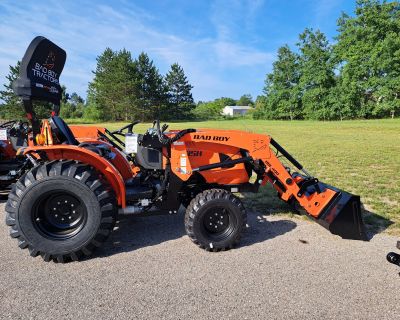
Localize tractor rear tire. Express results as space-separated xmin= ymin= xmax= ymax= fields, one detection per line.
xmin=5 ymin=160 xmax=117 ymax=262
xmin=185 ymin=189 xmax=246 ymax=252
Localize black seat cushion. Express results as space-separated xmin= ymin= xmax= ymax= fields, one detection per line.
xmin=50 ymin=116 xmax=79 ymax=145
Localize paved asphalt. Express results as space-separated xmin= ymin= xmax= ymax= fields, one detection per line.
xmin=1 ymin=201 xmax=399 ymax=320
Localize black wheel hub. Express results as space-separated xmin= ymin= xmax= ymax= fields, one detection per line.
xmin=33 ymin=191 xmax=87 ymax=239
xmin=203 ymin=207 xmax=230 ymax=234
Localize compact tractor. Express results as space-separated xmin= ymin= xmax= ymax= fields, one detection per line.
xmin=6 ymin=37 xmax=367 ymax=262
xmin=0 ymin=119 xmax=30 ymax=189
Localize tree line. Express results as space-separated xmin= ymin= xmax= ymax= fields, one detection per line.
xmin=85 ymin=49 xmax=195 ymax=121
xmin=0 ymin=54 xmax=253 ymax=121
xmin=0 ymin=0 xmax=398 ymax=121
xmin=254 ymin=0 xmax=400 ymax=120
xmin=0 ymin=51 xmax=196 ymax=122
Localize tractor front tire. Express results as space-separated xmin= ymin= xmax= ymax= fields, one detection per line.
xmin=185 ymin=189 xmax=246 ymax=252
xmin=5 ymin=160 xmax=117 ymax=262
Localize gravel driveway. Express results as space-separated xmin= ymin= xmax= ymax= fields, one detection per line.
xmin=1 ymin=201 xmax=399 ymax=320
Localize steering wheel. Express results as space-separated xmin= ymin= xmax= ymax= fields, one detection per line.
xmin=111 ymin=121 xmax=140 ymax=137
xmin=0 ymin=120 xmax=18 ymax=129
xmin=21 ymin=121 xmax=30 ymax=133
xmin=1 ymin=120 xmax=30 ymax=137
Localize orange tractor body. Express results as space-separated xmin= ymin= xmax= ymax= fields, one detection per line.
xmin=0 ymin=120 xmax=30 ymax=188
xmin=5 ymin=36 xmax=366 ymax=262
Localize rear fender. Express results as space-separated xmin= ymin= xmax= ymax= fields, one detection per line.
xmin=70 ymin=126 xmax=106 ymax=141
xmin=23 ymin=145 xmax=126 ymax=207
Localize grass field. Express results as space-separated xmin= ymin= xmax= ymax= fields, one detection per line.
xmin=71 ymin=119 xmax=400 ymax=234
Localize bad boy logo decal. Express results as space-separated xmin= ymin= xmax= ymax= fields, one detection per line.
xmin=32 ymin=51 xmax=59 ymax=85
xmin=193 ymin=134 xmax=230 ymax=142
xmin=43 ymin=51 xmax=56 ymax=69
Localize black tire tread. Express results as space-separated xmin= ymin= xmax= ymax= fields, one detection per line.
xmin=184 ymin=188 xmax=246 ymax=252
xmin=5 ymin=160 xmax=117 ymax=263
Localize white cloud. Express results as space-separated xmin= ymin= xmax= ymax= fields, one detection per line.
xmin=214 ymin=41 xmax=274 ymax=67
xmin=312 ymin=0 xmax=345 ymax=29
xmin=0 ymin=0 xmax=273 ymax=101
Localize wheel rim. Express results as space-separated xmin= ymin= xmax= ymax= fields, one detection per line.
xmin=202 ymin=206 xmax=236 ymax=241
xmin=32 ymin=191 xmax=87 ymax=239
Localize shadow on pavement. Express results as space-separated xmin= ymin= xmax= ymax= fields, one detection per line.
xmin=95 ymin=209 xmax=297 ymax=259
xmin=96 ymin=213 xmax=186 ymax=258
xmin=362 ymin=206 xmax=394 ymax=240
xmin=239 ymin=211 xmax=297 ymax=248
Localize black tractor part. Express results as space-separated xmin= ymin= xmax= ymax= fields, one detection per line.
xmin=13 ymin=36 xmax=66 ymax=136
xmin=315 ymin=185 xmax=367 ymax=241
xmin=185 ymin=189 xmax=247 ymax=251
xmin=13 ymin=36 xmax=65 ymax=106
xmin=5 ymin=160 xmax=117 ymax=262
xmin=387 ymin=241 xmax=400 ymax=268
xmin=0 ymin=121 xmax=30 ymax=187
xmin=387 ymin=252 xmax=400 ymax=267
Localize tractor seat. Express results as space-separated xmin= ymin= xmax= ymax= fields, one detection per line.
xmin=50 ymin=116 xmax=79 ymax=145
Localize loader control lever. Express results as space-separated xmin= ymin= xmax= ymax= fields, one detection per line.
xmin=155 ymin=120 xmax=196 ymax=145
xmin=111 ymin=121 xmax=140 ymax=136
xmin=104 ymin=121 xmax=140 ymax=153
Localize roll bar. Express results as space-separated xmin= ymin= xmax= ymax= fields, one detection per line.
xmin=12 ymin=36 xmax=66 ymax=135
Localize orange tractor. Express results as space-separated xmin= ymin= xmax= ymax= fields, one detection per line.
xmin=6 ymin=37 xmax=366 ymax=262
xmin=0 ymin=120 xmax=30 ymax=188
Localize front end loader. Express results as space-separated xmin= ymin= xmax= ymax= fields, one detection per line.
xmin=5 ymin=36 xmax=367 ymax=262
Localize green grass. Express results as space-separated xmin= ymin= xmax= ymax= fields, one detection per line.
xmin=70 ymin=118 xmax=400 ymax=234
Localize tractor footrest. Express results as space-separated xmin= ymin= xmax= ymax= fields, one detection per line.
xmin=126 ymin=185 xmax=153 ymax=202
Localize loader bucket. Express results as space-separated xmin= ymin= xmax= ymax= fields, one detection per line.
xmin=316 ymin=186 xmax=367 ymax=241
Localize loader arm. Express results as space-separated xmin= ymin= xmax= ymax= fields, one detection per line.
xmin=173 ymin=129 xmax=366 ymax=241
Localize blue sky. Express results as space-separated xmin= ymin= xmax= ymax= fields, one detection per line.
xmin=0 ymin=0 xmax=355 ymax=102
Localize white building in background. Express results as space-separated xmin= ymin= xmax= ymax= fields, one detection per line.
xmin=222 ymin=105 xmax=253 ymax=116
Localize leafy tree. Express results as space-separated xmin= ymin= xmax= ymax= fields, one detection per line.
xmin=193 ymin=97 xmax=237 ymax=120
xmin=88 ymin=50 xmax=169 ymax=121
xmin=256 ymin=45 xmax=302 ymax=120
xmin=237 ymin=94 xmax=253 ymax=106
xmin=60 ymin=91 xmax=85 ymax=118
xmin=297 ymin=28 xmax=336 ymax=120
xmin=84 ymin=94 xmax=103 ymax=121
xmin=0 ymin=62 xmax=55 ymax=120
xmin=334 ymin=0 xmax=400 ymax=118
xmin=0 ymin=62 xmax=25 ymax=119
xmin=193 ymin=101 xmax=221 ymax=120
xmin=133 ymin=52 xmax=167 ymax=121
xmin=70 ymin=93 xmax=85 ymax=118
xmin=253 ymin=95 xmax=268 ymax=119
xmin=88 ymin=48 xmax=136 ymax=121
xmin=163 ymin=63 xmax=195 ymax=120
